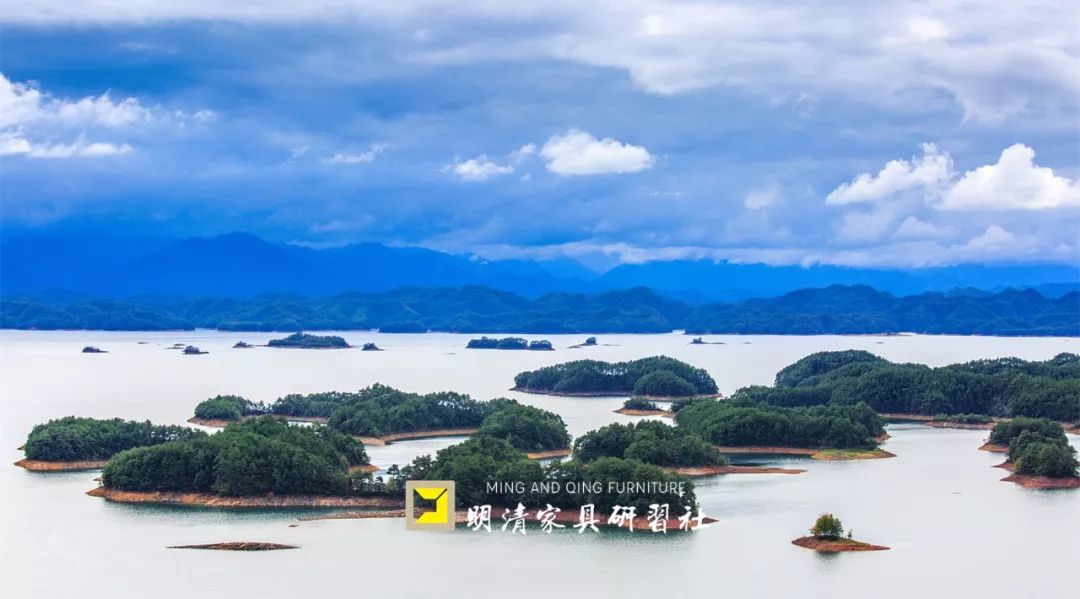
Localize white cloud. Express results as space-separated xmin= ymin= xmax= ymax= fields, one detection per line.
xmin=744 ymin=184 xmax=781 ymax=210
xmin=541 ymin=129 xmax=654 ymax=176
xmin=939 ymin=144 xmax=1080 ymax=211
xmin=893 ymin=216 xmax=949 ymax=240
xmin=0 ymin=131 xmax=133 ymax=158
xmin=323 ymin=144 xmax=386 ymax=165
xmin=828 ymin=142 xmax=1079 ymax=212
xmin=826 ymin=143 xmax=952 ymax=205
xmin=511 ymin=143 xmax=536 ymax=161
xmin=446 ymin=155 xmax=514 ymax=181
xmin=0 ymin=73 xmax=151 ymax=128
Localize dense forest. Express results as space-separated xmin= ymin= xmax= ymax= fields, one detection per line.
xmin=474 ymin=401 xmax=571 ymax=451
xmin=325 ymin=385 xmax=490 ymax=437
xmin=267 ymin=332 xmax=350 ymax=348
xmin=2 ymin=285 xmax=1074 ymax=336
xmin=513 ymin=356 xmax=718 ymax=396
xmin=746 ymin=350 xmax=1080 ymax=422
xmin=399 ymin=436 xmax=696 ymax=512
xmin=102 ymin=417 xmax=369 ymax=495
xmin=675 ymin=400 xmax=885 ymax=449
xmin=23 ymin=417 xmax=205 ymax=461
xmin=466 ymin=337 xmax=554 ymax=350
xmin=989 ymin=418 xmax=1078 ymax=478
xmin=193 ymin=395 xmax=267 ymax=421
xmin=573 ymin=421 xmax=724 ymax=467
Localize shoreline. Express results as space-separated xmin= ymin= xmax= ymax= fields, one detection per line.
xmin=791 ymin=536 xmax=889 ymax=552
xmin=15 ymin=458 xmax=110 ymax=472
xmin=524 ymin=448 xmax=572 ymax=459
xmin=355 ymin=427 xmax=480 ymax=446
xmin=614 ymin=408 xmax=674 ymax=417
xmin=187 ymin=415 xmax=329 ymax=428
xmin=169 ymin=542 xmax=298 ymax=551
xmin=978 ymin=442 xmax=1008 ymax=453
xmin=671 ymin=464 xmax=806 ymax=477
xmin=713 ymin=446 xmax=896 ymax=461
xmin=87 ymin=487 xmax=406 ymax=508
xmin=993 ymin=461 xmax=1080 ymax=489
xmin=511 ymin=387 xmax=722 ymax=400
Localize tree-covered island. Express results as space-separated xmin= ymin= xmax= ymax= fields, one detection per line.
xmin=88 ymin=417 xmax=400 ymax=506
xmin=740 ymin=350 xmax=1080 ymax=424
xmin=188 ymin=384 xmax=572 ymax=452
xmin=674 ymin=399 xmax=892 ymax=460
xmin=985 ymin=418 xmax=1079 ymax=489
xmin=792 ymin=513 xmax=889 ymax=552
xmin=466 ymin=336 xmax=554 ymax=350
xmin=267 ymin=332 xmax=351 ymax=348
xmin=16 ymin=417 xmax=206 ymax=471
xmin=191 ymin=395 xmax=268 ymax=424
xmin=513 ymin=356 xmax=719 ymax=397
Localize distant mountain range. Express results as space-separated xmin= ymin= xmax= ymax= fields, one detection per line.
xmin=1 ymin=231 xmax=1077 ymax=301
xmin=2 ymin=285 xmax=1076 ymax=336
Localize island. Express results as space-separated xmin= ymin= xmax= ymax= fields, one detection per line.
xmin=474 ymin=400 xmax=571 ymax=455
xmin=615 ymin=397 xmax=672 ymax=416
xmin=189 ymin=395 xmax=269 ymax=426
xmin=395 ymin=436 xmax=702 ymax=528
xmin=513 ymin=356 xmax=719 ymax=398
xmin=985 ymin=418 xmax=1079 ymax=489
xmin=82 ymin=346 xmax=107 ymax=353
xmin=675 ymin=400 xmax=894 ymax=460
xmin=573 ymin=421 xmax=803 ymax=476
xmin=569 ymin=336 xmax=598 ymax=348
xmin=90 ymin=417 xmax=390 ymax=507
xmin=792 ymin=513 xmax=889 ymax=552
xmin=190 ymin=385 xmax=571 ymax=455
xmin=466 ymin=336 xmax=553 ymax=350
xmin=361 ymin=343 xmax=382 ymax=351
xmin=232 ymin=341 xmax=252 ymax=348
xmin=750 ymin=350 xmax=1080 ymax=423
xmin=15 ymin=417 xmax=205 ymax=471
xmin=267 ymin=332 xmax=350 ymax=349
xmin=169 ymin=542 xmax=297 ymax=551
xmin=182 ymin=345 xmax=207 ymax=355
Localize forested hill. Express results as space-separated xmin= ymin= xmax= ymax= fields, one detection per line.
xmin=1 ymin=285 xmax=1076 ymax=336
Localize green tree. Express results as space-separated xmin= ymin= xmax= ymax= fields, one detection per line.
xmin=810 ymin=513 xmax=844 ymax=538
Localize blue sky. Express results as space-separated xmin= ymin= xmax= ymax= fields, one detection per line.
xmin=1 ymin=1 xmax=1077 ymax=270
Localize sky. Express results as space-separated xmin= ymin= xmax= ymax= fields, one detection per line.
xmin=0 ymin=1 xmax=1078 ymax=270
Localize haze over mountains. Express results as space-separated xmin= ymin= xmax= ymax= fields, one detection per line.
xmin=2 ymin=231 xmax=1076 ymax=301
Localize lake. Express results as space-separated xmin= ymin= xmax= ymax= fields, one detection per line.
xmin=1 ymin=330 xmax=1077 ymax=599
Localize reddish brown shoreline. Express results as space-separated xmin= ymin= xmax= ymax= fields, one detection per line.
xmin=713 ymin=446 xmax=896 ymax=461
xmin=169 ymin=542 xmax=297 ymax=551
xmin=979 ymin=442 xmax=1008 ymax=453
xmin=792 ymin=536 xmax=889 ymax=552
xmin=524 ymin=448 xmax=572 ymax=459
xmin=356 ymin=427 xmax=480 ymax=446
xmin=614 ymin=408 xmax=674 ymax=417
xmin=993 ymin=461 xmax=1080 ymax=489
xmin=87 ymin=487 xmax=406 ymax=508
xmin=15 ymin=458 xmax=109 ymax=472
xmin=671 ymin=464 xmax=806 ymax=477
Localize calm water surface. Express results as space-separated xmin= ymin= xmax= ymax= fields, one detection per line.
xmin=1 ymin=331 xmax=1077 ymax=598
